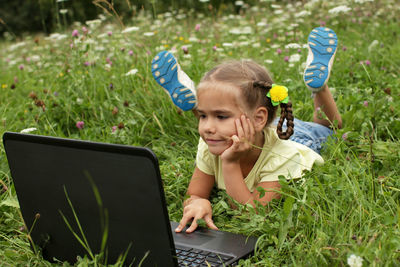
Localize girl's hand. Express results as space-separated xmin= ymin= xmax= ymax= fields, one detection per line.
xmin=175 ymin=197 xmax=218 ymax=233
xmin=220 ymin=115 xmax=255 ymax=162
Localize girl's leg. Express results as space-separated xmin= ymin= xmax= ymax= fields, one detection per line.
xmin=313 ymin=84 xmax=342 ymax=129
xmin=151 ymin=51 xmax=197 ymax=111
xmin=303 ymin=26 xmax=342 ymax=129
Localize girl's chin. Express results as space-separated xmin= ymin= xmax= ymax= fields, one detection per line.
xmin=207 ymin=147 xmax=227 ymax=156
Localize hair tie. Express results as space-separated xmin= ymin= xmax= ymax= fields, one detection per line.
xmin=267 ymin=84 xmax=289 ymax=106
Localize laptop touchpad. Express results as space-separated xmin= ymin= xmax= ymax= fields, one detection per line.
xmin=174 ymin=230 xmax=216 ymax=246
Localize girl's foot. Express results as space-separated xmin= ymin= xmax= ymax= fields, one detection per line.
xmin=304 ymin=27 xmax=338 ymax=93
xmin=151 ymin=51 xmax=197 ymax=111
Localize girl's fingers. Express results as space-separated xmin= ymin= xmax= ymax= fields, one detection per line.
xmin=175 ymin=214 xmax=191 ymax=232
xmin=241 ymin=115 xmax=250 ymax=138
xmin=235 ymin=118 xmax=244 ymax=138
xmin=204 ymin=214 xmax=218 ymax=230
xmin=186 ymin=219 xmax=199 ymax=233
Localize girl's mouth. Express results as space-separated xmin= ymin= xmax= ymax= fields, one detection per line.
xmin=206 ymin=139 xmax=222 ymax=145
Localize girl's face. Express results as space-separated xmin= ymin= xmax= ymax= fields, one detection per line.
xmin=196 ymin=82 xmax=251 ymax=156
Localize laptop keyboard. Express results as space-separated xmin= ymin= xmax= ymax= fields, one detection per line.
xmin=175 ymin=245 xmax=234 ymax=267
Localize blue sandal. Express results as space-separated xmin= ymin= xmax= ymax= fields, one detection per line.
xmin=304 ymin=27 xmax=338 ymax=92
xmin=151 ymin=51 xmax=197 ymax=111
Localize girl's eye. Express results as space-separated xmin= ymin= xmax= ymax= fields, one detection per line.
xmin=217 ymin=115 xmax=228 ymax=120
xmin=199 ymin=114 xmax=206 ymax=119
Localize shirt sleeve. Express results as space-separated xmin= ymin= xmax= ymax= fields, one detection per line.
xmin=195 ymin=138 xmax=215 ymax=175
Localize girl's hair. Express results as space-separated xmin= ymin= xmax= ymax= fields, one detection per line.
xmin=199 ymin=60 xmax=294 ymax=140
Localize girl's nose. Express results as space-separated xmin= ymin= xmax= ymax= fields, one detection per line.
xmin=203 ymin=119 xmax=216 ymax=134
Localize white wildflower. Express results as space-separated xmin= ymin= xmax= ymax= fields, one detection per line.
xmin=199 ymin=0 xmax=209 ymax=2
xmin=235 ymin=1 xmax=244 ymax=6
xmin=347 ymin=254 xmax=363 ymax=267
xmin=229 ymin=26 xmax=252 ymax=35
xmin=97 ymin=33 xmax=108 ymax=38
xmin=125 ymin=69 xmax=138 ymax=76
xmin=289 ymin=54 xmax=301 ymax=62
xmin=183 ymin=54 xmax=192 ymax=59
xmin=30 ymin=55 xmax=40 ymax=62
xmin=274 ymin=9 xmax=284 ymax=15
xmin=355 ymin=0 xmax=373 ymax=3
xmin=252 ymin=43 xmax=261 ymax=48
xmin=176 ymin=14 xmax=186 ymax=19
xmin=121 ymin=26 xmax=139 ymax=33
xmin=257 ymin=21 xmax=267 ymax=27
xmin=86 ymin=19 xmax=102 ymax=29
xmin=143 ymin=32 xmax=155 ymax=36
xmin=285 ymin=43 xmax=302 ymax=49
xmin=76 ymin=98 xmax=83 ymax=105
xmin=98 ymin=14 xmax=107 ymax=21
xmin=264 ymin=59 xmax=273 ymax=64
xmin=20 ymin=127 xmax=37 ymax=134
xmin=368 ymin=40 xmax=379 ymax=52
xmin=271 ymin=4 xmax=281 ymax=9
xmin=329 ymin=5 xmax=351 ymax=14
xmin=94 ymin=46 xmax=105 ymax=51
xmin=59 ymin=9 xmax=68 ymax=14
xmin=8 ymin=42 xmax=26 ymax=51
xmin=222 ymin=42 xmax=233 ymax=47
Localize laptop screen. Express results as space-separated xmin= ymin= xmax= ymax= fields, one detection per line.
xmin=3 ymin=132 xmax=177 ymax=266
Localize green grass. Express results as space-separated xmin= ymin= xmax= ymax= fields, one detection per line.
xmin=1 ymin=0 xmax=400 ymax=266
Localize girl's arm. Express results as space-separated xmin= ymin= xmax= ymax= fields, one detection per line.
xmin=221 ymin=115 xmax=281 ymax=206
xmin=175 ymin=167 xmax=218 ymax=233
xmin=223 ymin=161 xmax=281 ymax=206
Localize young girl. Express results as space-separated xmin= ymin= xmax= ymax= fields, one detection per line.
xmin=152 ymin=27 xmax=342 ymax=233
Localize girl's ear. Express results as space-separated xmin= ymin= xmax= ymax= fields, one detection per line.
xmin=253 ymin=106 xmax=268 ymax=131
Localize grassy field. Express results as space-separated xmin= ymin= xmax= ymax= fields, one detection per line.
xmin=1 ymin=0 xmax=400 ymax=266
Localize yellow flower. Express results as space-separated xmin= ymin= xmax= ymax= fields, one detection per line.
xmin=270 ymin=85 xmax=288 ymax=102
xmin=1 ymin=84 xmax=7 ymax=89
xmin=179 ymin=36 xmax=184 ymax=41
xmin=266 ymin=38 xmax=271 ymax=43
xmin=163 ymin=44 xmax=169 ymax=48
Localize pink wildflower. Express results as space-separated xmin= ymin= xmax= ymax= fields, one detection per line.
xmin=342 ymin=46 xmax=347 ymax=51
xmin=363 ymin=101 xmax=368 ymax=107
xmin=276 ymin=48 xmax=282 ymax=55
xmin=72 ymin=29 xmax=79 ymax=37
xmin=213 ymin=45 xmax=217 ymax=51
xmin=195 ymin=24 xmax=201 ymax=31
xmin=107 ymin=31 xmax=112 ymax=36
xmin=342 ymin=132 xmax=348 ymax=141
xmin=82 ymin=26 xmax=88 ymax=35
xmin=284 ymin=56 xmax=289 ymax=62
xmin=112 ymin=126 xmax=117 ymax=132
xmin=19 ymin=64 xmax=24 ymax=70
xmin=182 ymin=46 xmax=188 ymax=54
xmin=364 ymin=60 xmax=371 ymax=66
xmin=76 ymin=121 xmax=84 ymax=129
xmin=128 ymin=50 xmax=133 ymax=56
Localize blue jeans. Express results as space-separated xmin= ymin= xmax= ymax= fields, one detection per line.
xmin=273 ymin=118 xmax=333 ymax=154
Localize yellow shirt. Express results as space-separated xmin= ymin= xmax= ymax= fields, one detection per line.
xmin=195 ymin=127 xmax=324 ymax=192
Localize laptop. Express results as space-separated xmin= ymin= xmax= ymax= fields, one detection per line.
xmin=2 ymin=132 xmax=257 ymax=266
